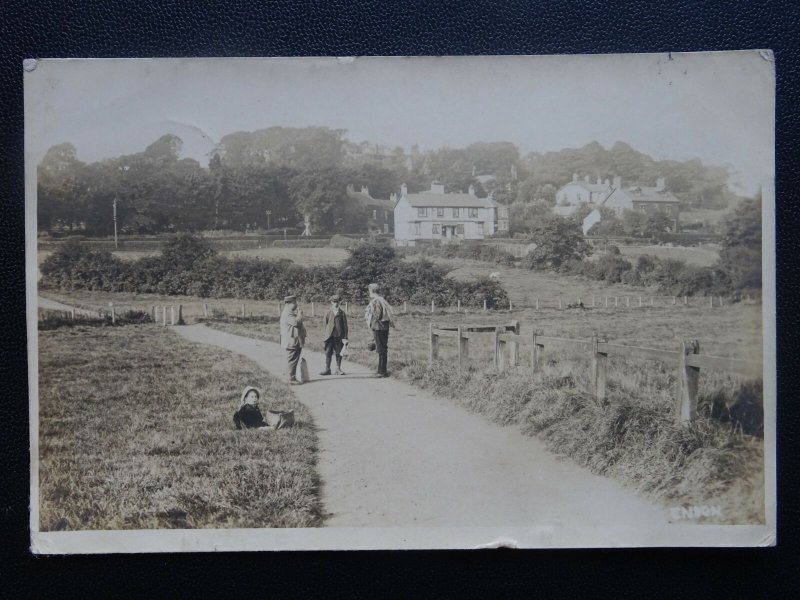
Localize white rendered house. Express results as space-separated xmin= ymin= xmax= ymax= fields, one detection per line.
xmin=393 ymin=182 xmax=507 ymax=246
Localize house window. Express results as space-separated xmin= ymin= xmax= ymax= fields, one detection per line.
xmin=665 ymin=205 xmax=673 ymax=216
xmin=477 ymin=222 xmax=484 ymax=235
xmin=639 ymin=205 xmax=647 ymax=214
xmin=372 ymin=209 xmax=377 ymax=219
xmin=577 ymin=193 xmax=582 ymax=202
xmin=456 ymin=224 xmax=464 ymax=235
xmin=453 ymin=208 xmax=459 ymax=217
xmin=432 ymin=223 xmax=441 ymax=235
xmin=417 ymin=207 xmax=427 ymax=217
xmin=469 ymin=208 xmax=478 ymax=218
xmin=414 ymin=223 xmax=421 ymax=236
xmin=436 ymin=207 xmax=444 ymax=217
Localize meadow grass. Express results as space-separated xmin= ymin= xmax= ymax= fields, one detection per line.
xmin=38 ymin=324 xmax=322 ymax=531
xmin=207 ymin=302 xmax=765 ymax=524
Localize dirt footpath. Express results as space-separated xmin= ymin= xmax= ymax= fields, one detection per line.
xmin=174 ymin=324 xmax=669 ymax=530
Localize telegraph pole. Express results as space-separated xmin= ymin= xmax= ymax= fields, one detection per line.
xmin=266 ymin=210 xmax=271 ymax=230
xmin=113 ymin=198 xmax=118 ymax=249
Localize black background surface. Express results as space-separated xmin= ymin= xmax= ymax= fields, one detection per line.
xmin=1 ymin=1 xmax=797 ymax=596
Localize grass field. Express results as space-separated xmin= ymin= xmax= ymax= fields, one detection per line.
xmin=38 ymin=324 xmax=322 ymax=531
xmin=607 ymin=244 xmax=721 ymax=267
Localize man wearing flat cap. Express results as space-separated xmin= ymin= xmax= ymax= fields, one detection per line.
xmin=280 ymin=295 xmax=306 ymax=384
xmin=320 ymin=294 xmax=348 ymax=376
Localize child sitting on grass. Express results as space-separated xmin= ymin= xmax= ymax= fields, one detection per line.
xmin=233 ymin=386 xmax=268 ymax=430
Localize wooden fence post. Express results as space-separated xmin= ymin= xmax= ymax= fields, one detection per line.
xmin=590 ymin=333 xmax=608 ymax=402
xmin=530 ymin=331 xmax=539 ymax=374
xmin=605 ymin=296 xmax=609 ymax=308
xmin=178 ymin=304 xmax=183 ymax=325
xmin=536 ymin=297 xmax=539 ymax=310
xmin=509 ymin=321 xmax=520 ymax=366
xmin=509 ymin=299 xmax=513 ymax=311
xmin=577 ymin=296 xmax=581 ymax=306
xmin=558 ymin=298 xmax=562 ymax=309
xmin=162 ymin=306 xmax=167 ymax=327
xmin=678 ymin=339 xmax=700 ymax=423
xmin=241 ymin=303 xmax=246 ymax=317
xmin=709 ymin=296 xmax=713 ymax=308
xmin=404 ymin=301 xmax=408 ymax=314
xmin=626 ymin=296 xmax=630 ymax=308
xmin=109 ymin=302 xmax=115 ymax=324
xmin=457 ymin=299 xmax=461 ymax=312
xmin=457 ymin=326 xmax=469 ymax=372
xmin=311 ymin=301 xmax=315 ymax=317
xmin=483 ymin=299 xmax=487 ymax=312
xmin=672 ymin=296 xmax=676 ymax=305
xmin=170 ymin=305 xmax=176 ymax=326
xmin=429 ymin=323 xmax=439 ymax=365
xmin=71 ymin=308 xmax=76 ymax=320
xmin=684 ymin=296 xmax=688 ymax=305
xmin=203 ymin=303 xmax=208 ymax=318
xmin=494 ymin=329 xmax=506 ymax=372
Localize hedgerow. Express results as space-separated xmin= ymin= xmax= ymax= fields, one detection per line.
xmin=39 ymin=235 xmax=509 ymax=308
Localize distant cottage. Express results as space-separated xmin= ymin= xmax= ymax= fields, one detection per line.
xmin=602 ymin=177 xmax=680 ymax=231
xmin=554 ymin=174 xmax=613 ymax=216
xmin=393 ymin=182 xmax=509 ymax=246
xmin=346 ymin=184 xmax=394 ymax=234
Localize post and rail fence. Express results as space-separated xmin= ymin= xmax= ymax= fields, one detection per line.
xmin=429 ymin=321 xmax=763 ymax=424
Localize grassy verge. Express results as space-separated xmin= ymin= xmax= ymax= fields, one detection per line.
xmin=38 ymin=324 xmax=321 ymax=531
xmin=206 ymin=306 xmax=765 ymax=524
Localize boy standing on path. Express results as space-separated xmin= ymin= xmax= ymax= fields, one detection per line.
xmin=280 ymin=295 xmax=306 ymax=385
xmin=320 ymin=294 xmax=349 ymax=376
xmin=365 ymin=283 xmax=394 ymax=378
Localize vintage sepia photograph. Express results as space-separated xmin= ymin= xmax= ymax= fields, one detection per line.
xmin=26 ymin=53 xmax=775 ymax=552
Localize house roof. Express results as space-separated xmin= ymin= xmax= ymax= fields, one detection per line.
xmin=346 ymin=189 xmax=394 ymax=209
xmin=558 ymin=181 xmax=610 ymax=194
xmin=604 ymin=186 xmax=680 ymax=204
xmin=403 ymin=191 xmax=497 ymax=208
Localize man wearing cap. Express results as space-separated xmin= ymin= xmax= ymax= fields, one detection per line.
xmin=365 ymin=283 xmax=394 ymax=377
xmin=320 ymin=294 xmax=349 ymax=376
xmin=280 ymin=295 xmax=306 ymax=384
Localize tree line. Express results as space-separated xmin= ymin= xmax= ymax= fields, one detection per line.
xmin=38 ymin=127 xmax=743 ymax=236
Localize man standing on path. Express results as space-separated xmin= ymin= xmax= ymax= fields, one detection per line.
xmin=365 ymin=283 xmax=394 ymax=378
xmin=280 ymin=295 xmax=306 ymax=385
xmin=320 ymin=294 xmax=349 ymax=376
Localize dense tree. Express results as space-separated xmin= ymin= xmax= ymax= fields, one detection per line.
xmin=523 ymin=214 xmax=592 ymax=270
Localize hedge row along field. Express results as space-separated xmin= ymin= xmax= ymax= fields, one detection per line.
xmin=39 ymin=234 xmax=510 ymax=308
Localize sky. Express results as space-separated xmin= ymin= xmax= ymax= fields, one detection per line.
xmin=25 ymin=52 xmax=774 ymax=195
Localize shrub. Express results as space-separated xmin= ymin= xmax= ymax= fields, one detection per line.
xmin=329 ymin=234 xmax=358 ymax=249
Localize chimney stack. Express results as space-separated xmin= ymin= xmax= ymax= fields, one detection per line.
xmin=596 ymin=176 xmax=602 ymax=185
xmin=572 ymin=173 xmax=578 ymax=183
xmin=655 ymin=177 xmax=665 ymax=191
xmin=613 ymin=176 xmax=622 ymax=189
xmin=468 ymin=184 xmax=476 ymax=196
xmin=361 ymin=185 xmax=370 ymax=196
xmin=584 ymin=175 xmax=590 ymax=183
xmin=347 ymin=183 xmax=354 ymax=193
xmin=390 ymin=192 xmax=397 ymax=204
xmin=604 ymin=178 xmax=610 ymax=187
xmin=401 ymin=183 xmax=408 ymax=196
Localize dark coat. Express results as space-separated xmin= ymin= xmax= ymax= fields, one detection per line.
xmin=234 ymin=404 xmax=267 ymax=429
xmin=322 ymin=308 xmax=349 ymax=341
